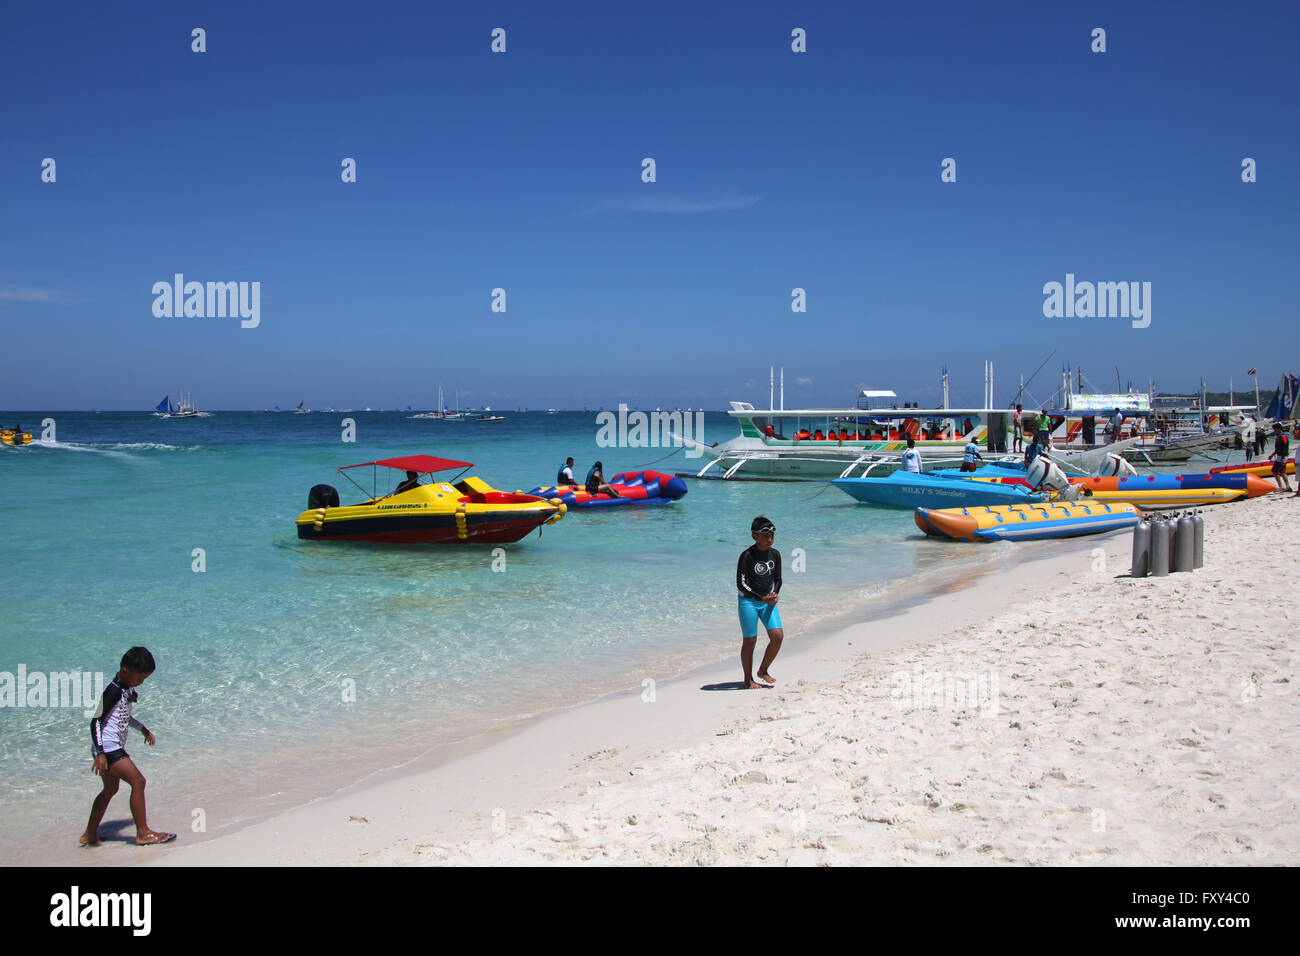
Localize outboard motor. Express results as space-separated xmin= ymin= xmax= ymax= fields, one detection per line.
xmin=1097 ymin=453 xmax=1137 ymax=477
xmin=1025 ymin=456 xmax=1083 ymax=500
xmin=308 ymin=484 xmax=340 ymax=510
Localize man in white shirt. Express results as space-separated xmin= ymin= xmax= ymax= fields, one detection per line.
xmin=900 ymin=436 xmax=923 ymax=473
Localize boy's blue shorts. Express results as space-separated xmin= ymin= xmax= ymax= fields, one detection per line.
xmin=738 ymin=595 xmax=782 ymax=638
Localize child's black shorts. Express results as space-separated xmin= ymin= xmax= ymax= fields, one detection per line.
xmin=103 ymin=749 xmax=130 ymax=766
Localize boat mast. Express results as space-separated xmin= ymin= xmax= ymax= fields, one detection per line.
xmin=941 ymin=365 xmax=949 ymax=409
xmin=780 ymin=367 xmax=784 ymax=411
xmin=769 ymin=366 xmax=774 ymax=411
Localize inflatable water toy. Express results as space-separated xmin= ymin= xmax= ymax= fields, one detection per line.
xmin=1210 ymin=459 xmax=1295 ymax=478
xmin=915 ymin=501 xmax=1142 ymax=541
xmin=1 ymin=428 xmax=33 ymax=446
xmin=1079 ymin=485 xmax=1243 ymax=508
xmin=1068 ymin=473 xmax=1273 ymax=498
xmin=295 ymin=454 xmax=565 ymax=544
xmin=1058 ymin=474 xmax=1265 ymax=507
xmin=527 ymin=470 xmax=689 ymax=508
xmin=832 ymin=471 xmax=1043 ymax=509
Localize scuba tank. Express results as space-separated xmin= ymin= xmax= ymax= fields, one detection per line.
xmin=1172 ymin=512 xmax=1195 ymax=573
xmin=1149 ymin=515 xmax=1171 ymax=577
xmin=1192 ymin=510 xmax=1205 ymax=569
xmin=1131 ymin=516 xmax=1152 ymax=578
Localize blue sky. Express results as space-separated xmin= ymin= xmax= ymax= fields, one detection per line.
xmin=1 ymin=1 xmax=1297 ymax=410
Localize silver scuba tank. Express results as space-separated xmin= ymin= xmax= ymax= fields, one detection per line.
xmin=1131 ymin=517 xmax=1151 ymax=577
xmin=1192 ymin=510 xmax=1204 ymax=569
xmin=1150 ymin=515 xmax=1171 ymax=577
xmin=1172 ymin=512 xmax=1195 ymax=573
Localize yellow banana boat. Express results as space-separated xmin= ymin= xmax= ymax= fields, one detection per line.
xmin=1 ymin=428 xmax=33 ymax=446
xmin=1080 ymin=486 xmax=1242 ymax=508
xmin=916 ymin=501 xmax=1142 ymax=541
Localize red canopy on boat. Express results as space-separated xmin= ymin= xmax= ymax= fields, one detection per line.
xmin=340 ymin=455 xmax=472 ymax=473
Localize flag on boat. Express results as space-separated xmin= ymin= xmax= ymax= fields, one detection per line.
xmin=1248 ymin=368 xmax=1257 ymax=376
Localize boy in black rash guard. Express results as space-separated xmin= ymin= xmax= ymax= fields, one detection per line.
xmin=79 ymin=646 xmax=176 ymax=847
xmin=736 ymin=516 xmax=783 ymax=688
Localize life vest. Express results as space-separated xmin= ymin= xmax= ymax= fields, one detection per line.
xmin=556 ymin=463 xmax=573 ymax=485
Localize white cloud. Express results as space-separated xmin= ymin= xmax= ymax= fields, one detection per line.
xmin=0 ymin=285 xmax=72 ymax=303
xmin=580 ymin=195 xmax=760 ymax=216
xmin=797 ymin=377 xmax=812 ymax=386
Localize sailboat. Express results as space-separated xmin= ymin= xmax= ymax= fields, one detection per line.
xmin=443 ymin=388 xmax=465 ymax=421
xmin=294 ymin=401 xmax=312 ymax=414
xmin=154 ymin=393 xmax=208 ymax=418
xmin=413 ymin=386 xmax=448 ymax=419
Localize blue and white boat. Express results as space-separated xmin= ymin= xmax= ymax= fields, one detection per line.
xmin=831 ymin=471 xmax=1044 ymax=509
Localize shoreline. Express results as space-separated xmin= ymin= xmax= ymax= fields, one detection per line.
xmin=141 ymin=524 xmax=1125 ymax=865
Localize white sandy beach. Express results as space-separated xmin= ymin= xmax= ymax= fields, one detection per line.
xmin=67 ymin=493 xmax=1298 ymax=867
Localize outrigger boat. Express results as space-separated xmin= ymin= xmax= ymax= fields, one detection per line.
xmin=294 ymin=454 xmax=566 ymax=544
xmin=683 ymin=392 xmax=1136 ymax=481
xmin=152 ymin=393 xmax=208 ymax=418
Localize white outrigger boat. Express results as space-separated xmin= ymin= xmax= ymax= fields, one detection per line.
xmin=684 ymin=386 xmax=1136 ymax=481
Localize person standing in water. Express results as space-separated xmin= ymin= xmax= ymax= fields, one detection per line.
xmin=736 ymin=516 xmax=783 ymax=689
xmin=900 ymin=436 xmax=923 ymax=473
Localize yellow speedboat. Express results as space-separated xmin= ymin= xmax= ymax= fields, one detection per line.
xmin=295 ymin=454 xmax=566 ymax=544
xmin=1 ymin=427 xmax=33 ymax=446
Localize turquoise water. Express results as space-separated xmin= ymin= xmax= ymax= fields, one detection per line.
xmin=0 ymin=410 xmax=1014 ymax=857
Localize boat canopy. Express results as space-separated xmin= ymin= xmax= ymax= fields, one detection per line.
xmin=341 ymin=454 xmax=472 ymax=473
